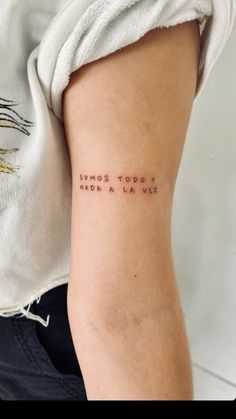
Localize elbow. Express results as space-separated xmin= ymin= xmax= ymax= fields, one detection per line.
xmin=67 ymin=283 xmax=182 ymax=342
xmin=67 ymin=283 xmax=193 ymax=400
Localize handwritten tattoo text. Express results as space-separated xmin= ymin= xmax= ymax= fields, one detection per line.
xmin=79 ymin=174 xmax=158 ymax=195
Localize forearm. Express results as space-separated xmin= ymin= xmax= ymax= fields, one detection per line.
xmin=64 ymin=21 xmax=200 ymax=400
xmin=68 ymin=220 xmax=192 ymax=400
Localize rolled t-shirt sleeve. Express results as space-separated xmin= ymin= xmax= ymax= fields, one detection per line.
xmin=37 ymin=0 xmax=236 ymax=123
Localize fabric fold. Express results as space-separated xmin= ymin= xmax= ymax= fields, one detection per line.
xmin=37 ymin=0 xmax=235 ymax=122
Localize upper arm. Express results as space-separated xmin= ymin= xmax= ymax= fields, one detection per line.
xmin=63 ymin=21 xmax=200 ymax=304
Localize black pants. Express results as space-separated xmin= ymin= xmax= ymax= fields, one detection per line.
xmin=0 ymin=284 xmax=87 ymax=400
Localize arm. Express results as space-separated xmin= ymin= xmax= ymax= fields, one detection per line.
xmin=63 ymin=21 xmax=200 ymax=400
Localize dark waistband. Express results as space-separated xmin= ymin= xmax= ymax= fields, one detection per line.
xmin=33 ymin=283 xmax=68 ymax=313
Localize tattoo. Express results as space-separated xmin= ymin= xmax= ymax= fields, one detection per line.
xmin=79 ymin=174 xmax=158 ymax=195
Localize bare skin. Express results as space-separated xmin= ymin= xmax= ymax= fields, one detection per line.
xmin=63 ymin=21 xmax=200 ymax=400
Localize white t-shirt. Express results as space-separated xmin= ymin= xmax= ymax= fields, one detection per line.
xmin=0 ymin=0 xmax=235 ymax=323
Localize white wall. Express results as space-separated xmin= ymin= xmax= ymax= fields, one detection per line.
xmin=172 ymin=19 xmax=236 ymax=400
